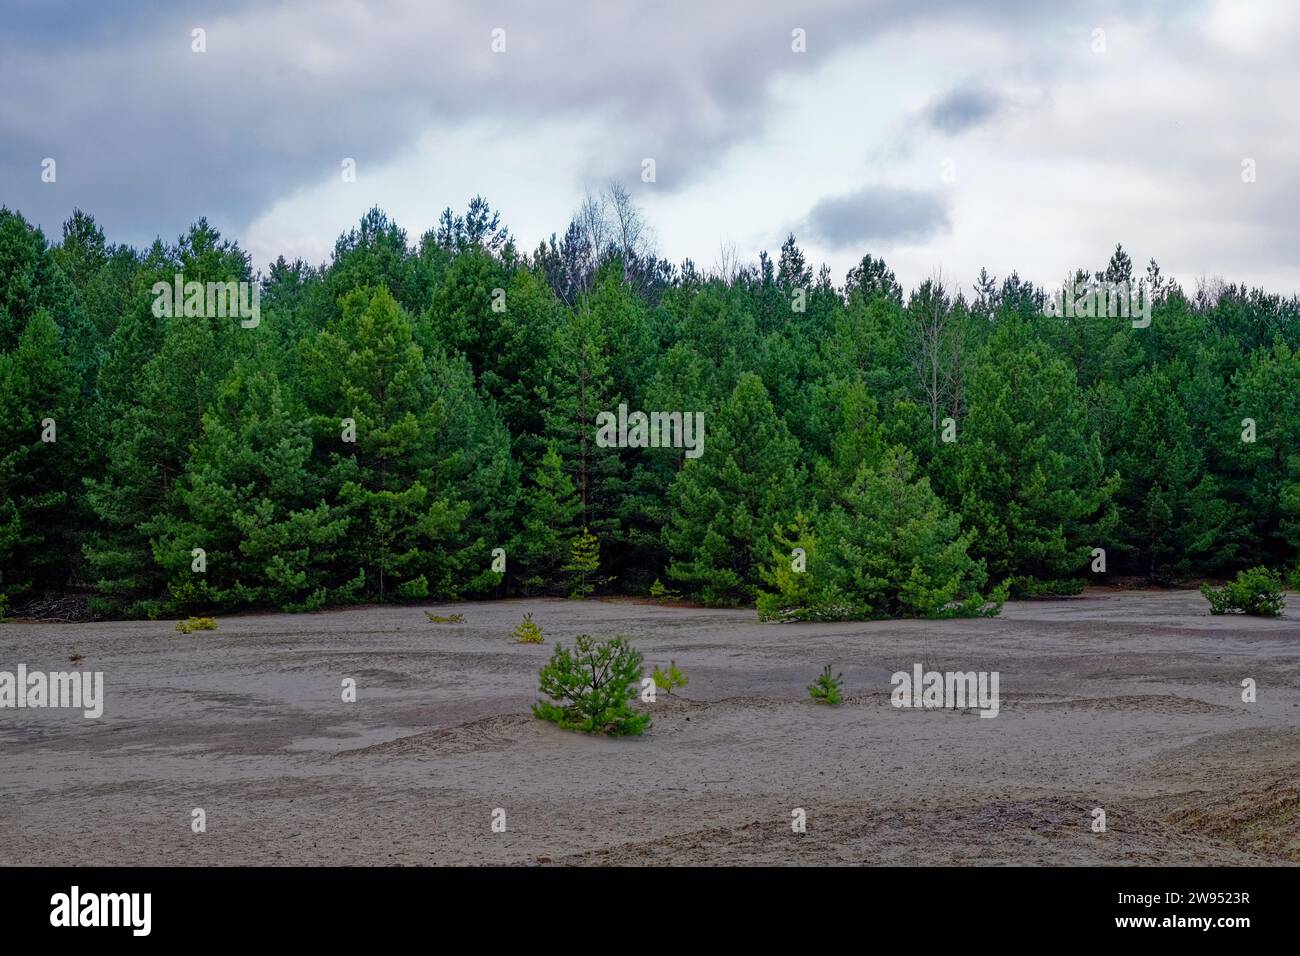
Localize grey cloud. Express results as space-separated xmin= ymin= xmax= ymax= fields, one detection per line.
xmin=806 ymin=184 xmax=950 ymax=248
xmin=0 ymin=1 xmax=262 ymax=49
xmin=0 ymin=0 xmax=1087 ymax=248
xmin=922 ymin=85 xmax=1003 ymax=134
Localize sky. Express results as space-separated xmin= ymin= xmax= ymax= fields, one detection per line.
xmin=2 ymin=0 xmax=1298 ymax=296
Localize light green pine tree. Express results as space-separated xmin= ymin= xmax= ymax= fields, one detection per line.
xmin=563 ymin=526 xmax=601 ymax=598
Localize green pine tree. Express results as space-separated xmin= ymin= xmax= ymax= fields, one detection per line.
xmin=156 ymin=362 xmax=356 ymax=612
xmin=955 ymin=333 xmax=1118 ymax=594
xmin=663 ymin=373 xmax=804 ymax=605
xmin=513 ymin=443 xmax=581 ymax=594
xmin=300 ymin=285 xmax=471 ymax=601
xmin=818 ymin=447 xmax=998 ymax=618
xmin=563 ymin=526 xmax=601 ymax=598
xmin=0 ymin=310 xmax=80 ymax=600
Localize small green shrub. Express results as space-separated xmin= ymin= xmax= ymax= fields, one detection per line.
xmin=532 ymin=635 xmax=650 ymax=735
xmin=651 ymin=660 xmax=688 ymax=695
xmin=1007 ymin=576 xmax=1086 ymax=598
xmin=176 ymin=616 xmax=218 ymax=634
xmin=943 ymin=579 xmax=1010 ymax=619
xmin=396 ymin=576 xmax=429 ymax=599
xmin=425 ymin=612 xmax=465 ymax=624
xmin=808 ymin=664 xmax=844 ymax=705
xmin=649 ymin=578 xmax=682 ymax=601
xmin=758 ymin=600 xmax=864 ymax=623
xmin=511 ymin=612 xmax=544 ymax=643
xmin=1201 ymin=567 xmax=1286 ymax=617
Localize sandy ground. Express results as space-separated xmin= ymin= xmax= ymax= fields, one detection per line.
xmin=1 ymin=590 xmax=1298 ymax=866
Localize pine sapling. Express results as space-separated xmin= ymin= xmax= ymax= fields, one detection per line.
xmin=532 ymin=635 xmax=650 ymax=735
xmin=563 ymin=527 xmax=601 ymax=598
xmin=651 ymin=659 xmax=688 ymax=695
xmin=649 ymin=578 xmax=682 ymax=601
xmin=808 ymin=664 xmax=844 ymax=705
xmin=512 ymin=611 xmax=545 ymax=643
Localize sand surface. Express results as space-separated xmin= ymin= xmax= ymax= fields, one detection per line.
xmin=2 ymin=591 xmax=1298 ymax=866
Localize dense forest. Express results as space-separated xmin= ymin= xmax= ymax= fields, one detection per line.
xmin=1 ymin=191 xmax=1298 ymax=621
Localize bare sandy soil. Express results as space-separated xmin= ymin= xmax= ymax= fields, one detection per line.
xmin=2 ymin=591 xmax=1298 ymax=866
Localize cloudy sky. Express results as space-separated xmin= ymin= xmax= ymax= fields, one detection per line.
xmin=3 ymin=0 xmax=1298 ymax=295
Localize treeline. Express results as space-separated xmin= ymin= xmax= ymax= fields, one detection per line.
xmin=1 ymin=195 xmax=1298 ymax=620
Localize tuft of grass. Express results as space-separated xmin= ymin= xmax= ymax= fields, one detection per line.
xmin=425 ymin=611 xmax=465 ymax=624
xmin=176 ymin=616 xmax=218 ymax=634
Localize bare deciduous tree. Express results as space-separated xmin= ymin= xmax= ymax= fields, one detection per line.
xmin=713 ymin=238 xmax=740 ymax=283
xmin=569 ymin=181 xmax=656 ymax=290
xmin=905 ymin=270 xmax=968 ymax=438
